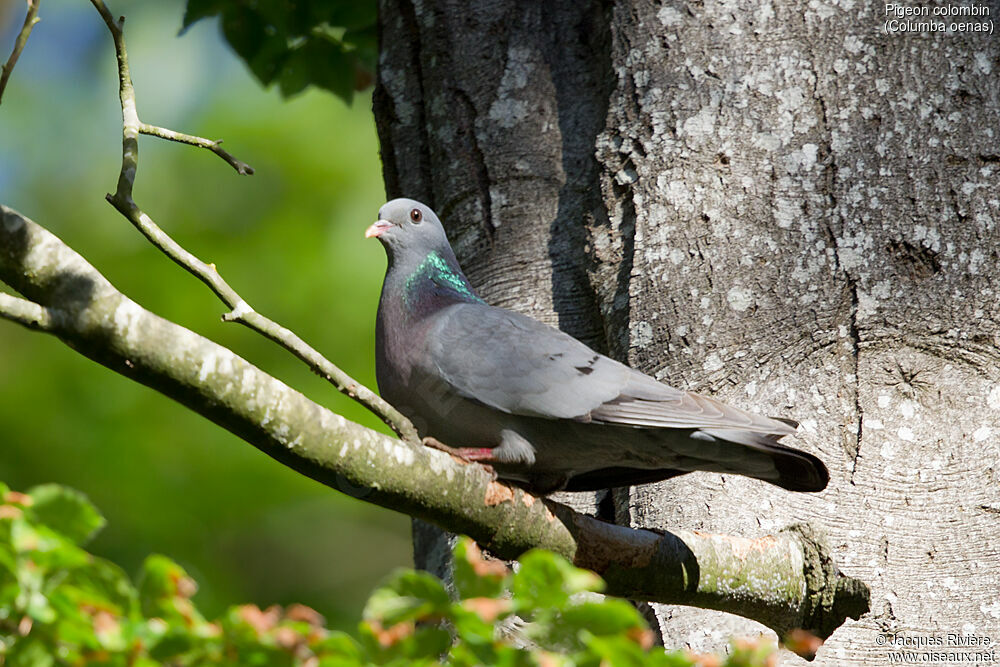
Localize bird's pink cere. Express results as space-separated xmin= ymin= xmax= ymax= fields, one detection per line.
xmin=365 ymin=220 xmax=393 ymax=238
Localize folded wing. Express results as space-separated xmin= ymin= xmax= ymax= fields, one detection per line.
xmin=426 ymin=303 xmax=794 ymax=436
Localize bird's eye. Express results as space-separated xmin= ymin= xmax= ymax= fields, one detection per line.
xmin=409 ymin=208 xmax=423 ymax=223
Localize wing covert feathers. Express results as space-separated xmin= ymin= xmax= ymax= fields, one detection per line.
xmin=428 ymin=302 xmax=794 ymax=435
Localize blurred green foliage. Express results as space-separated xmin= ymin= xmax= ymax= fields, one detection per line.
xmin=0 ymin=483 xmax=778 ymax=666
xmin=183 ymin=0 xmax=377 ymax=101
xmin=0 ymin=0 xmax=409 ymax=633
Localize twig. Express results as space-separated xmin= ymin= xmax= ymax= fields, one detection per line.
xmin=140 ymin=123 xmax=253 ymax=175
xmin=0 ymin=0 xmax=41 ymax=105
xmin=87 ymin=0 xmax=248 ymax=177
xmin=0 ymin=291 xmax=52 ymax=331
xmin=87 ymin=0 xmax=420 ymax=445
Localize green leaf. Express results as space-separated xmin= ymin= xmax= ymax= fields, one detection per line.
xmin=321 ymin=3 xmax=378 ymax=30
xmin=363 ymin=569 xmax=451 ymax=627
xmin=27 ymin=484 xmax=105 ymax=545
xmin=511 ymin=549 xmax=603 ymax=613
xmin=59 ymin=556 xmax=139 ymax=623
xmin=148 ymin=626 xmax=199 ymax=660
xmin=448 ymin=603 xmax=498 ymax=645
xmin=220 ymin=5 xmax=291 ymax=86
xmin=281 ymin=37 xmax=356 ymax=101
xmin=24 ymin=588 xmax=56 ymax=623
xmin=182 ymin=0 xmax=227 ymax=29
xmin=317 ymin=656 xmax=367 ymax=667
xmin=561 ymin=599 xmax=646 ymax=637
xmin=582 ymin=633 xmax=653 ymax=667
xmin=248 ymin=0 xmax=296 ymax=33
xmin=452 ymin=538 xmax=507 ymax=601
xmin=207 ymin=0 xmax=377 ymax=100
xmin=137 ymin=554 xmax=206 ymax=626
xmin=10 ymin=519 xmax=80 ymax=563
xmin=343 ymin=24 xmax=378 ymax=71
xmin=313 ymin=630 xmax=368 ymax=661
xmin=359 ymin=621 xmax=451 ymax=663
xmin=406 ymin=625 xmax=453 ymax=660
xmin=277 ymin=46 xmax=313 ymax=98
xmin=44 ymin=590 xmax=105 ymax=650
xmin=4 ymin=636 xmax=57 ymax=667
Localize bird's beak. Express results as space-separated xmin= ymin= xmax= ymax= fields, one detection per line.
xmin=365 ymin=220 xmax=393 ymax=238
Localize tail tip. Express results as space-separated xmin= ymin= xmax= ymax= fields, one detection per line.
xmin=773 ymin=451 xmax=829 ymax=492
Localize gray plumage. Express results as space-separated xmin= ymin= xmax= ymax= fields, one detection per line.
xmin=367 ymin=198 xmax=828 ymax=495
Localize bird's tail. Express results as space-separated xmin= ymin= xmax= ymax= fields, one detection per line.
xmin=694 ymin=428 xmax=829 ymax=492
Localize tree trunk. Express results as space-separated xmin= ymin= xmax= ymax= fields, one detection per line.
xmin=375 ymin=0 xmax=1000 ymax=662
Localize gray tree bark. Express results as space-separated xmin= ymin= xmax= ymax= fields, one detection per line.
xmin=375 ymin=0 xmax=1000 ymax=663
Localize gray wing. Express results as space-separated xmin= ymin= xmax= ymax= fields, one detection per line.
xmin=425 ymin=303 xmax=793 ymax=435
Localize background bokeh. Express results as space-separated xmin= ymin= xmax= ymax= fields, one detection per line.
xmin=0 ymin=0 xmax=410 ymax=630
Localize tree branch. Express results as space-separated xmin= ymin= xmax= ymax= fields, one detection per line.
xmin=85 ymin=0 xmax=420 ymax=446
xmin=138 ymin=123 xmax=253 ymax=175
xmin=0 ymin=0 xmax=41 ymax=105
xmin=0 ymin=205 xmax=869 ymax=641
xmin=0 ymin=291 xmax=51 ymax=331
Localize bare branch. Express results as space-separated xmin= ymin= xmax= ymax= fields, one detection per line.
xmin=0 ymin=205 xmax=870 ymax=639
xmin=0 ymin=0 xmax=41 ymax=105
xmin=86 ymin=0 xmax=420 ymax=445
xmin=139 ymin=123 xmax=253 ymax=175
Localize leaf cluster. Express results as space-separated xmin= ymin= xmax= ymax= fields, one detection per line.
xmin=0 ymin=482 xmax=776 ymax=665
xmin=0 ymin=482 xmax=337 ymax=665
xmin=183 ymin=0 xmax=377 ymax=101
xmin=354 ymin=539 xmax=776 ymax=666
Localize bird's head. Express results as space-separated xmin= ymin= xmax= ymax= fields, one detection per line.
xmin=366 ymin=198 xmax=451 ymax=261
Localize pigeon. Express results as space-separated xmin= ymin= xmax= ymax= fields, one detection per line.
xmin=366 ymin=198 xmax=828 ymax=495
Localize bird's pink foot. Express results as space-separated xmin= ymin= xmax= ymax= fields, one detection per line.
xmin=453 ymin=447 xmax=496 ymax=462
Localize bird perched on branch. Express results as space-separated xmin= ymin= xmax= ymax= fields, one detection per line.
xmin=366 ymin=198 xmax=828 ymax=496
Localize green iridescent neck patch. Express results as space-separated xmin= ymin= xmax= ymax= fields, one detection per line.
xmin=404 ymin=251 xmax=483 ymax=305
